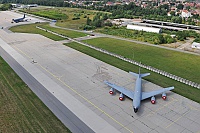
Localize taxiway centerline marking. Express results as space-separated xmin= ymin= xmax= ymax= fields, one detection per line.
xmin=13 ymin=45 xmax=134 ymax=133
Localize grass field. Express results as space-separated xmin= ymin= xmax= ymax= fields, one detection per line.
xmin=23 ymin=7 xmax=99 ymax=29
xmin=10 ymin=23 xmax=88 ymax=39
xmin=39 ymin=24 xmax=88 ymax=38
xmin=0 ymin=57 xmax=71 ymax=133
xmin=82 ymin=37 xmax=200 ymax=84
xmin=55 ymin=8 xmax=96 ymax=29
xmin=65 ymin=42 xmax=200 ymax=103
xmin=9 ymin=23 xmax=65 ymax=41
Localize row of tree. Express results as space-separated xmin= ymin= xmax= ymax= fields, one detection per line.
xmin=0 ymin=3 xmax=12 ymax=10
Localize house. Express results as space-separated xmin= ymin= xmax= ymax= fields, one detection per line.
xmin=167 ymin=12 xmax=171 ymax=16
xmin=181 ymin=10 xmax=192 ymax=18
xmin=106 ymin=2 xmax=114 ymax=6
xmin=191 ymin=42 xmax=200 ymax=49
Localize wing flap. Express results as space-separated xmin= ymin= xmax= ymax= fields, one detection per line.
xmin=104 ymin=81 xmax=134 ymax=99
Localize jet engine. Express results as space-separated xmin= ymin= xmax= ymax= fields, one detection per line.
xmin=109 ymin=88 xmax=114 ymax=94
xmin=162 ymin=93 xmax=167 ymax=100
xmin=151 ymin=96 xmax=156 ymax=104
xmin=119 ymin=93 xmax=124 ymax=101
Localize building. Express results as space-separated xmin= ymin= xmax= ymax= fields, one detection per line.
xmin=181 ymin=9 xmax=192 ymax=18
xmin=127 ymin=24 xmax=162 ymax=33
xmin=191 ymin=42 xmax=200 ymax=49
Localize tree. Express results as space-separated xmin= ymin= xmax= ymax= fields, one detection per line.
xmin=177 ymin=4 xmax=184 ymax=10
xmin=0 ymin=3 xmax=12 ymax=11
xmin=86 ymin=17 xmax=91 ymax=25
xmin=102 ymin=13 xmax=108 ymax=20
xmin=186 ymin=6 xmax=190 ymax=11
xmin=170 ymin=11 xmax=175 ymax=16
xmin=160 ymin=4 xmax=169 ymax=12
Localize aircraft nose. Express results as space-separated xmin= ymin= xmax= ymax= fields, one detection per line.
xmin=134 ymin=107 xmax=138 ymax=113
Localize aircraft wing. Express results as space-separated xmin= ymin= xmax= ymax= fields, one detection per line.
xmin=104 ymin=81 xmax=134 ymax=99
xmin=141 ymin=86 xmax=174 ymax=100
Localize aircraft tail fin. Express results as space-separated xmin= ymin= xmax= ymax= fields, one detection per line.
xmin=23 ymin=14 xmax=25 ymax=18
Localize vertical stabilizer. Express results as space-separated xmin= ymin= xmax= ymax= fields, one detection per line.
xmin=139 ymin=67 xmax=141 ymax=75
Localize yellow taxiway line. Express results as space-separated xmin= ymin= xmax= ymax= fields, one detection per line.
xmin=13 ymin=45 xmax=134 ymax=133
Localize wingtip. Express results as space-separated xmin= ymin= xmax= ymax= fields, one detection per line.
xmin=167 ymin=86 xmax=175 ymax=90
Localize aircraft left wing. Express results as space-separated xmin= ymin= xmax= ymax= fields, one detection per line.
xmin=104 ymin=81 xmax=134 ymax=99
xmin=141 ymin=86 xmax=174 ymax=100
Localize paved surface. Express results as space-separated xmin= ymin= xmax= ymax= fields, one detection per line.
xmin=0 ymin=11 xmax=200 ymax=133
xmin=0 ymin=38 xmax=95 ymax=133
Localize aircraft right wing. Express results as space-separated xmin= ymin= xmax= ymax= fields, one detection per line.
xmin=141 ymin=86 xmax=174 ymax=100
xmin=104 ymin=81 xmax=134 ymax=99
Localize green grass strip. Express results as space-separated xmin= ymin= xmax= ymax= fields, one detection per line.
xmin=9 ymin=23 xmax=65 ymax=41
xmin=39 ymin=24 xmax=88 ymax=38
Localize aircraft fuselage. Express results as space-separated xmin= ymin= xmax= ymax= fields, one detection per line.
xmin=133 ymin=76 xmax=142 ymax=113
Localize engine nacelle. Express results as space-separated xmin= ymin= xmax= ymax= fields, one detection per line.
xmin=151 ymin=96 xmax=156 ymax=104
xmin=162 ymin=93 xmax=167 ymax=100
xmin=109 ymin=88 xmax=114 ymax=95
xmin=119 ymin=93 xmax=124 ymax=101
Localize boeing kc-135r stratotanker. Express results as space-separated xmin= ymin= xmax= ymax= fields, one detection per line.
xmin=12 ymin=14 xmax=27 ymax=23
xmin=104 ymin=69 xmax=174 ymax=113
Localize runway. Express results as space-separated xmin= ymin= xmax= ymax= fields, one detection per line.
xmin=0 ymin=11 xmax=200 ymax=133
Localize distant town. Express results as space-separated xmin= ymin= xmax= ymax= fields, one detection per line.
xmin=65 ymin=0 xmax=200 ymax=17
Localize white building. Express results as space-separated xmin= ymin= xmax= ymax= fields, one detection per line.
xmin=127 ymin=24 xmax=162 ymax=33
xmin=181 ymin=10 xmax=192 ymax=18
xmin=191 ymin=42 xmax=200 ymax=49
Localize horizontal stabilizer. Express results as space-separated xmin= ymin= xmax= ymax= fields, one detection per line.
xmin=129 ymin=72 xmax=139 ymax=77
xmin=140 ymin=73 xmax=150 ymax=78
xmin=129 ymin=72 xmax=150 ymax=78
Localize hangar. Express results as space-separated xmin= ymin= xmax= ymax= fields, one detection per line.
xmin=127 ymin=24 xmax=162 ymax=33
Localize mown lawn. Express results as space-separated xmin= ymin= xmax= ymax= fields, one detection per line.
xmin=0 ymin=57 xmax=71 ymax=133
xmin=65 ymin=42 xmax=200 ymax=103
xmin=39 ymin=24 xmax=88 ymax=38
xmin=82 ymin=37 xmax=200 ymax=84
xmin=9 ymin=23 xmax=65 ymax=41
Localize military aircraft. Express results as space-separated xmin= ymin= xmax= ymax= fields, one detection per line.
xmin=104 ymin=69 xmax=174 ymax=113
xmin=12 ymin=14 xmax=26 ymax=23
